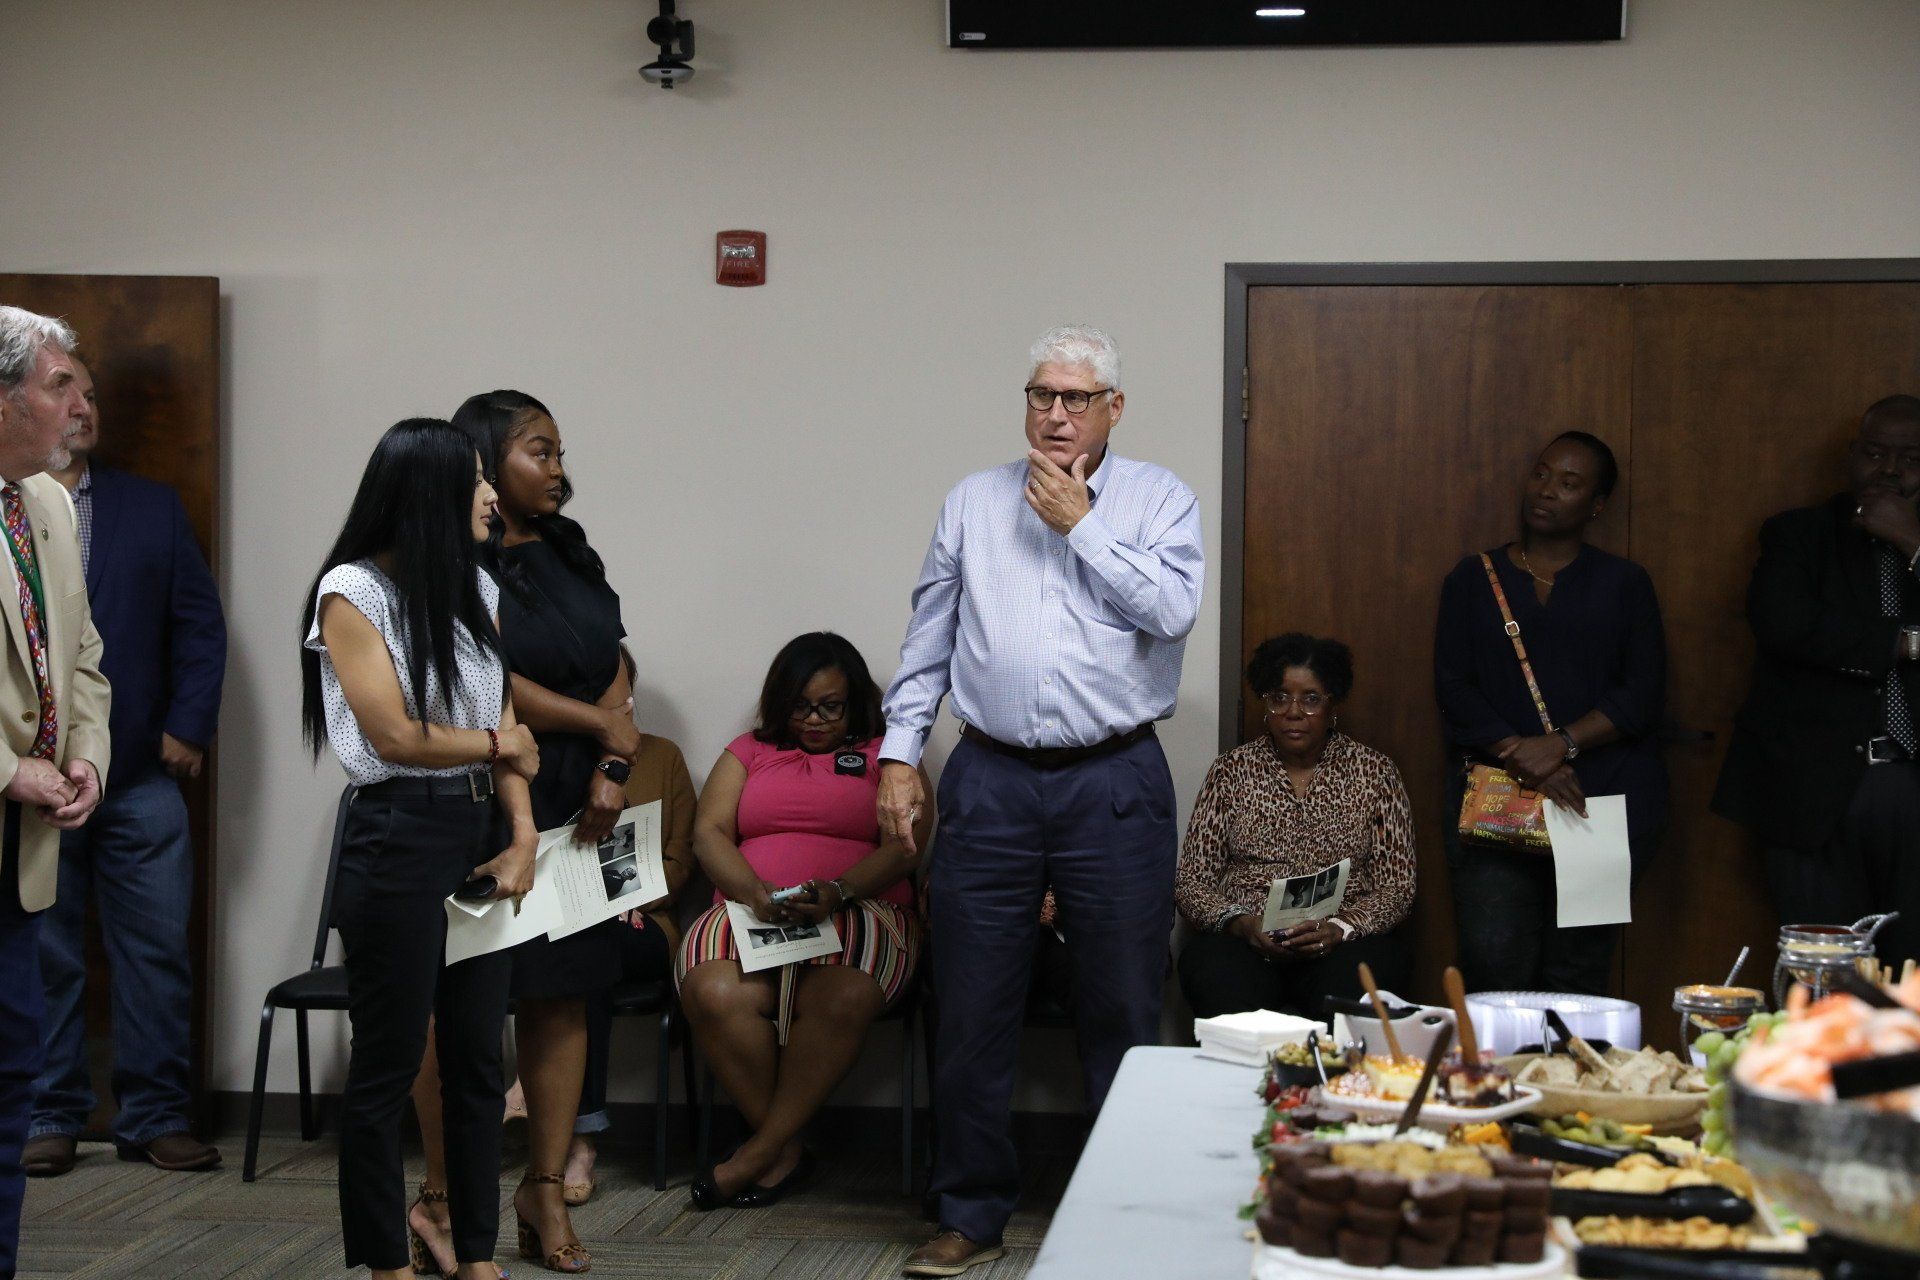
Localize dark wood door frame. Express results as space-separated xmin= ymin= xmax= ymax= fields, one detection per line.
xmin=1220 ymin=257 xmax=1920 ymax=750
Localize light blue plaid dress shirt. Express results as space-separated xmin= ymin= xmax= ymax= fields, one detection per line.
xmin=879 ymin=451 xmax=1205 ymax=767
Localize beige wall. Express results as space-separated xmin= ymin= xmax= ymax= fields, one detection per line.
xmin=3 ymin=0 xmax=1918 ymax=1111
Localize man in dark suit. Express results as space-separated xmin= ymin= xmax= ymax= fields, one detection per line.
xmin=22 ymin=354 xmax=225 ymax=1177
xmin=1714 ymin=394 xmax=1920 ymax=968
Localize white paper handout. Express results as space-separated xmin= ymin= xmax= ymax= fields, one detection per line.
xmin=441 ymin=801 xmax=665 ymax=964
xmin=544 ymin=801 xmax=665 ymax=940
xmin=1261 ymin=858 xmax=1351 ymax=932
xmin=724 ymin=900 xmax=841 ymax=973
xmin=1544 ymin=794 xmax=1633 ymax=928
xmin=443 ymin=840 xmax=563 ymax=966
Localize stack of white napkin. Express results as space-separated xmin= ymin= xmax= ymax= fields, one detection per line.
xmin=1193 ymin=1009 xmax=1325 ymax=1067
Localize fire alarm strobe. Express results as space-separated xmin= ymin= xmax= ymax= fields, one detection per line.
xmin=716 ymin=231 xmax=766 ymax=287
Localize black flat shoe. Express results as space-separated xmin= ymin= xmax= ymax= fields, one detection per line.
xmin=731 ymin=1148 xmax=816 ymax=1209
xmin=688 ymin=1169 xmax=734 ymax=1212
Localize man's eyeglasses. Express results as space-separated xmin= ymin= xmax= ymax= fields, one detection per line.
xmin=1263 ymin=692 xmax=1328 ymax=715
xmin=1026 ymin=386 xmax=1115 ymax=414
xmin=789 ymin=698 xmax=848 ymax=724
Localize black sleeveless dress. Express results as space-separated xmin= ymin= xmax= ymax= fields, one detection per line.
xmin=497 ymin=538 xmax=624 ymax=1000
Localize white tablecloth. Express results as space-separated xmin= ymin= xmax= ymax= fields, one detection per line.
xmin=1030 ymin=1047 xmax=1261 ymax=1279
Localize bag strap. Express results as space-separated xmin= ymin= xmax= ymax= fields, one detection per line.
xmin=1478 ymin=552 xmax=1556 ymax=734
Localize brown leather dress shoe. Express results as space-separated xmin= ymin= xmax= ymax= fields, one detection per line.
xmin=23 ymin=1134 xmax=77 ymax=1177
xmin=902 ymin=1230 xmax=1005 ymax=1277
xmin=117 ymin=1132 xmax=222 ymax=1172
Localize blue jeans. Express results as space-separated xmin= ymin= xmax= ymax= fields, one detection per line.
xmin=927 ymin=734 xmax=1177 ymax=1246
xmin=2 ymin=803 xmax=48 ymax=1280
xmin=29 ymin=770 xmax=195 ymax=1147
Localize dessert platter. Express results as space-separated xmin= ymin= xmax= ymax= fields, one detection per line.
xmin=1236 ymin=959 xmax=1920 ymax=1279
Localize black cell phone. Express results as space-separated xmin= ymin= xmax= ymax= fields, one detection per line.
xmin=455 ymin=875 xmax=499 ymax=901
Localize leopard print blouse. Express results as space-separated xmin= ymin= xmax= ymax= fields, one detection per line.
xmin=1173 ymin=732 xmax=1416 ymax=938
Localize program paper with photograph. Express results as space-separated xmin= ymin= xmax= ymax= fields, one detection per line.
xmin=724 ymin=900 xmax=842 ymax=973
xmin=545 ymin=801 xmax=666 ymax=940
xmin=443 ymin=801 xmax=666 ymax=964
xmin=1260 ymin=858 xmax=1351 ymax=932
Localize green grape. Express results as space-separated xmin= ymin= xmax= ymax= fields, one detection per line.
xmin=1708 ymin=1082 xmax=1727 ymax=1107
xmin=1701 ymin=1110 xmax=1724 ymax=1134
xmin=1712 ymin=1041 xmax=1739 ymax=1073
xmin=1694 ymin=1031 xmax=1726 ymax=1057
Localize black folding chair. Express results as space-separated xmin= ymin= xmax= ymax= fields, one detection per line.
xmin=597 ymin=975 xmax=699 ymax=1190
xmin=243 ymin=786 xmax=354 ymax=1181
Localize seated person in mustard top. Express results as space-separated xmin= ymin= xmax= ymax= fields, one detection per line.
xmin=1175 ymin=633 xmax=1416 ymax=1019
xmin=679 ymin=632 xmax=932 ymax=1211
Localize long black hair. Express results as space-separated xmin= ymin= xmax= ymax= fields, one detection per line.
xmin=752 ymin=632 xmax=885 ymax=748
xmin=450 ymin=389 xmax=607 ymax=606
xmin=300 ymin=418 xmax=501 ymax=756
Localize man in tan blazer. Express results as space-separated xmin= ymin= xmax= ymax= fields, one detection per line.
xmin=0 ymin=305 xmax=111 ymax=1279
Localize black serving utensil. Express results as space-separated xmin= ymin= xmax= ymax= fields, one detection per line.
xmin=1574 ymin=1245 xmax=1813 ymax=1279
xmin=1392 ymin=1023 xmax=1454 ymax=1136
xmin=1830 ymin=1048 xmax=1920 ymax=1102
xmin=1551 ymin=1183 xmax=1755 ymax=1227
xmin=1306 ymin=1029 xmax=1331 ymax=1089
xmin=1508 ymin=1122 xmax=1678 ymax=1169
xmin=1831 ymin=966 xmax=1902 ymax=1010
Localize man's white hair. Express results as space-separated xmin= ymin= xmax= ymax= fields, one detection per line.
xmin=1029 ymin=324 xmax=1121 ymax=390
xmin=0 ymin=306 xmax=77 ymax=397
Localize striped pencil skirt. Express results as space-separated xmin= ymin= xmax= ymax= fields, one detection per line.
xmin=676 ymin=899 xmax=921 ymax=1042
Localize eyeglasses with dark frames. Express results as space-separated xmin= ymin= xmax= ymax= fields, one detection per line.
xmin=1025 ymin=386 xmax=1115 ymax=414
xmin=789 ymin=698 xmax=849 ymax=724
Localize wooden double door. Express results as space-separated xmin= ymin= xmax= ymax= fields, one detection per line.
xmin=1237 ymin=275 xmax=1920 ymax=1043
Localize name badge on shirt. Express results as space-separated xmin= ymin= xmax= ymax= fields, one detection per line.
xmin=834 ymin=751 xmax=867 ymax=777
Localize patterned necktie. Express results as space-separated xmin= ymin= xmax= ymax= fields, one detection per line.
xmin=1 ymin=485 xmax=58 ymax=760
xmin=1875 ymin=543 xmax=1917 ymax=755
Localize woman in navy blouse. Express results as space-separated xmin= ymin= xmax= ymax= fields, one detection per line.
xmin=1434 ymin=432 xmax=1667 ymax=997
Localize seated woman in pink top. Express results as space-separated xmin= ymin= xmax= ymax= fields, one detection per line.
xmin=679 ymin=632 xmax=931 ymax=1211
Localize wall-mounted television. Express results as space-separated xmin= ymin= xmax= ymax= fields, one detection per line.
xmin=947 ymin=2 xmax=1627 ymax=50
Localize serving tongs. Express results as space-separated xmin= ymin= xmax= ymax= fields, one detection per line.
xmin=1574 ymin=1245 xmax=1820 ymax=1279
xmin=1508 ymin=1122 xmax=1679 ymax=1169
xmin=1551 ymin=1183 xmax=1755 ymax=1226
xmin=1830 ymin=1049 xmax=1920 ymax=1102
xmin=1546 ymin=1007 xmax=1617 ymax=1086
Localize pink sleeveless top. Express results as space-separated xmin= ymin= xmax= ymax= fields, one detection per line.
xmin=720 ymin=733 xmax=911 ymax=908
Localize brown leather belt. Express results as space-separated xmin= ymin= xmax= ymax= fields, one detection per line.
xmin=960 ymin=722 xmax=1155 ymax=770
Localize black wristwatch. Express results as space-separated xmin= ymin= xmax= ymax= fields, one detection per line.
xmin=594 ymin=758 xmax=632 ymax=785
xmin=1557 ymin=729 xmax=1580 ymax=761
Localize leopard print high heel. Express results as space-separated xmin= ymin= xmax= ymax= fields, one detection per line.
xmin=515 ymin=1172 xmax=591 ymax=1273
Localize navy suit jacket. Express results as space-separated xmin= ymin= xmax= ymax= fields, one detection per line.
xmin=84 ymin=464 xmax=227 ymax=786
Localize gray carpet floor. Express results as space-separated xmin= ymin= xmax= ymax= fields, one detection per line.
xmin=18 ymin=1133 xmax=1063 ymax=1278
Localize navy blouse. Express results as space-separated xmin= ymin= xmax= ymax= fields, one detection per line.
xmin=1434 ymin=544 xmax=1669 ymax=840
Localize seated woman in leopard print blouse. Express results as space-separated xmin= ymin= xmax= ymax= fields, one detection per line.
xmin=1174 ymin=633 xmax=1416 ymax=1019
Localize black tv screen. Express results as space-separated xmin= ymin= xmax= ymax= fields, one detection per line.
xmin=947 ymin=2 xmax=1627 ymax=50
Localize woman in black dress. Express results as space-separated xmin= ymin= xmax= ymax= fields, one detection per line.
xmin=1434 ymin=431 xmax=1668 ymax=997
xmin=407 ymin=391 xmax=641 ymax=1276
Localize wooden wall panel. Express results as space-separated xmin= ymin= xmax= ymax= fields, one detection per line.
xmin=1243 ymin=285 xmax=1632 ymax=1002
xmin=1241 ymin=277 xmax=1920 ymax=1042
xmin=0 ymin=273 xmax=219 ymax=1124
xmin=1625 ymin=282 xmax=1920 ymax=1037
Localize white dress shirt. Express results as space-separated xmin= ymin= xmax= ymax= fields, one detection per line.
xmin=880 ymin=450 xmax=1204 ymax=767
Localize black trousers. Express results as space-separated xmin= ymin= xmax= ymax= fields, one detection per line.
xmin=1763 ymin=761 xmax=1920 ymax=969
xmin=333 ymin=789 xmax=513 ymax=1270
xmin=1177 ymin=927 xmax=1412 ymax=1020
